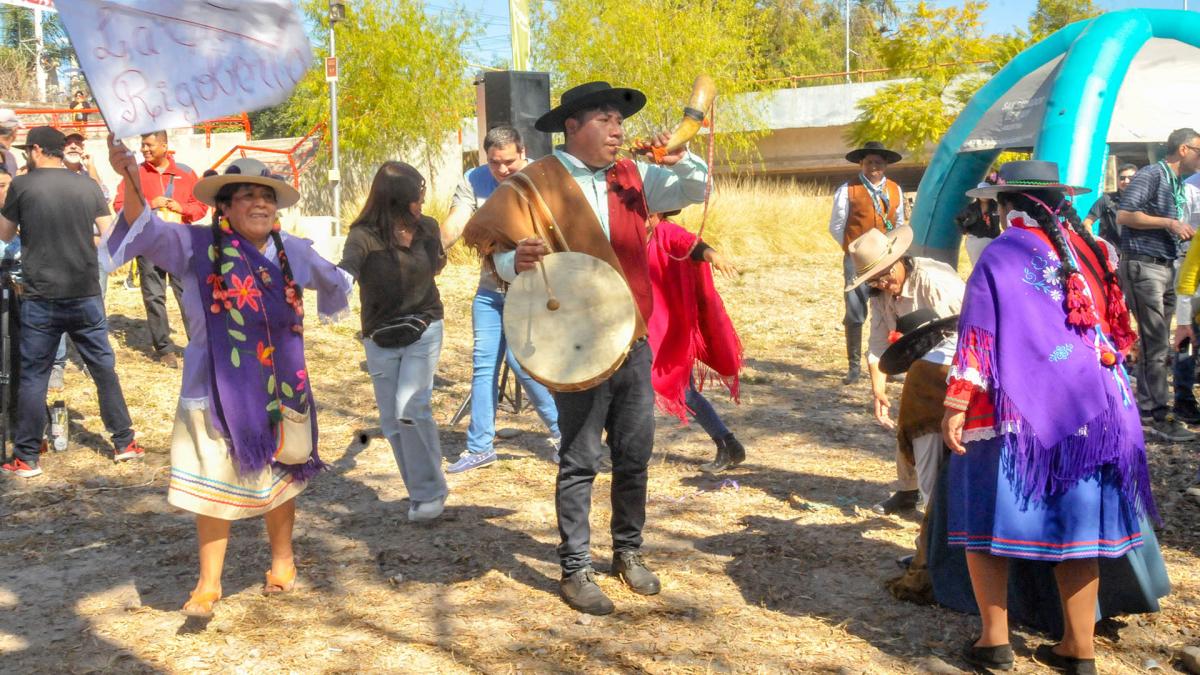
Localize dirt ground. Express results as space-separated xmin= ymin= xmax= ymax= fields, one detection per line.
xmin=1 ymin=251 xmax=1198 ymax=674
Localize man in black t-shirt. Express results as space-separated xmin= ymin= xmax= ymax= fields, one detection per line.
xmin=0 ymin=126 xmax=142 ymax=478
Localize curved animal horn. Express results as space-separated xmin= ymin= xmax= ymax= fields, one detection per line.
xmin=663 ymin=75 xmax=716 ymax=154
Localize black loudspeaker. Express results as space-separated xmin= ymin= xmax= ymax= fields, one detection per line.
xmin=482 ymin=71 xmax=552 ymax=160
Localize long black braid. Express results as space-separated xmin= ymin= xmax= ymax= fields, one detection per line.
xmin=1002 ymin=190 xmax=1076 ymax=283
xmin=1001 ymin=189 xmax=1119 ymax=286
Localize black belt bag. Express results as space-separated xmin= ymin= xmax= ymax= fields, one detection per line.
xmin=369 ymin=313 xmax=432 ymax=348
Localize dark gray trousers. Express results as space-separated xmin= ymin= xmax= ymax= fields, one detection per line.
xmin=137 ymin=256 xmax=188 ymax=354
xmin=553 ymin=340 xmax=655 ymax=575
xmin=1120 ymin=257 xmax=1175 ymax=420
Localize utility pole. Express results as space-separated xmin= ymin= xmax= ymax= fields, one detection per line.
xmin=845 ymin=0 xmax=851 ymax=83
xmin=328 ymin=1 xmax=345 ymax=236
xmin=33 ymin=7 xmax=46 ymax=101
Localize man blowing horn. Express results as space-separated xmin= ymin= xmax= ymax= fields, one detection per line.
xmin=462 ymin=81 xmax=708 ymax=615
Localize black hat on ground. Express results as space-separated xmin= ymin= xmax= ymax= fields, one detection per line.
xmin=15 ymin=126 xmax=67 ymax=154
xmin=879 ymin=309 xmax=959 ymax=375
xmin=845 ymin=141 xmax=902 ymax=165
xmin=535 ymin=81 xmax=646 ymax=133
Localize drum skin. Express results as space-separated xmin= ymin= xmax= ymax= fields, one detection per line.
xmin=503 ymin=252 xmax=637 ymax=392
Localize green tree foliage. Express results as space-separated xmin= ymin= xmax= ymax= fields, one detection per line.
xmin=0 ymin=6 xmax=79 ymax=101
xmin=849 ymin=0 xmax=1103 ymax=159
xmin=1029 ymin=0 xmax=1101 ymax=39
xmin=286 ymin=0 xmax=475 ymax=174
xmin=760 ymin=0 xmax=897 ymax=84
xmin=533 ymin=0 xmax=774 ymax=158
xmin=848 ymin=1 xmax=993 ymax=158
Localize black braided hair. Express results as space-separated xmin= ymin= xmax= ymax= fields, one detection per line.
xmin=1061 ymin=200 xmax=1120 ymax=286
xmin=999 ymin=189 xmax=1075 ymax=283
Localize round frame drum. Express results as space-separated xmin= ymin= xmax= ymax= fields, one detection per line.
xmin=503 ymin=252 xmax=637 ymax=392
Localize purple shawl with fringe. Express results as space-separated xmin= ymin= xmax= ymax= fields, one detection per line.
xmin=955 ymin=225 xmax=1157 ymax=521
xmin=189 ymin=226 xmax=324 ymax=482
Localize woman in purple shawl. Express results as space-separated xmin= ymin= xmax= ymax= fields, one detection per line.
xmin=940 ymin=161 xmax=1167 ymax=674
xmin=104 ymin=140 xmax=351 ymax=618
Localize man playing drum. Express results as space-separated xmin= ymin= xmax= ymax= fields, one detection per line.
xmin=463 ymin=81 xmax=708 ymax=615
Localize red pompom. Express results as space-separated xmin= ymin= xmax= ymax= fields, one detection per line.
xmin=1104 ymin=276 xmax=1136 ymax=352
xmin=888 ymin=330 xmax=903 ymax=344
xmin=1065 ymin=273 xmax=1097 ymax=329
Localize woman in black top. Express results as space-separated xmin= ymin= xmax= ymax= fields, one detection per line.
xmin=339 ymin=162 xmax=448 ymax=521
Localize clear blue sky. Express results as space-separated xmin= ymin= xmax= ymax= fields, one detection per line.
xmin=426 ymin=0 xmax=1198 ymax=70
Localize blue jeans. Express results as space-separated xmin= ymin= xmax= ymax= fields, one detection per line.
xmin=15 ymin=296 xmax=134 ymax=463
xmin=685 ymin=379 xmax=730 ymax=441
xmin=54 ymin=256 xmax=108 ymax=368
xmin=362 ymin=320 xmax=447 ymax=503
xmin=466 ymin=288 xmax=559 ymax=454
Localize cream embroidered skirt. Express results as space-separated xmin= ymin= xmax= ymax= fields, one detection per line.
xmin=167 ymin=404 xmax=306 ymax=520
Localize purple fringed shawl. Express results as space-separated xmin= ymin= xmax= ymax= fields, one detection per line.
xmin=189 ymin=227 xmax=324 ymax=482
xmin=955 ymin=226 xmax=1157 ymax=522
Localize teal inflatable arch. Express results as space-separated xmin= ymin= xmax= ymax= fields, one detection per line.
xmin=911 ymin=8 xmax=1200 ymax=263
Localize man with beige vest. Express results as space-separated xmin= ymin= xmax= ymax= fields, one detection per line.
xmin=829 ymin=142 xmax=905 ymax=385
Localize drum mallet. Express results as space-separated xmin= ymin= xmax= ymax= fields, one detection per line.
xmin=538 ymin=260 xmax=560 ymax=311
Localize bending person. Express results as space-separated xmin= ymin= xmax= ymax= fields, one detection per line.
xmin=103 ymin=145 xmax=352 ymax=618
xmin=646 ymin=210 xmax=744 ymax=473
xmin=941 ymin=161 xmax=1168 ymax=673
xmin=339 ymin=162 xmax=449 ymax=521
xmin=845 ymin=226 xmax=964 ymax=515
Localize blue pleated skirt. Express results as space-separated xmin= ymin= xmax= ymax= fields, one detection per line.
xmin=929 ymin=437 xmax=1170 ymax=635
xmin=946 ymin=436 xmax=1144 ymax=561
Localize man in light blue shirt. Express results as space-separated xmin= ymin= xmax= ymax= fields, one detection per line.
xmin=464 ymin=81 xmax=708 ymax=616
xmin=440 ymin=126 xmax=561 ymax=473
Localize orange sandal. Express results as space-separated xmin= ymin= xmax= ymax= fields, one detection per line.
xmin=263 ymin=566 xmax=297 ymax=595
xmin=182 ymin=590 xmax=221 ymax=618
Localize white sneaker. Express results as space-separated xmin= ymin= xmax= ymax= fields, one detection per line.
xmin=407 ymin=495 xmax=446 ymax=522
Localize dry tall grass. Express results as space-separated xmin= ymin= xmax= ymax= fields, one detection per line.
xmin=441 ymin=177 xmax=838 ymax=266
xmin=675 ymin=178 xmax=837 ymax=258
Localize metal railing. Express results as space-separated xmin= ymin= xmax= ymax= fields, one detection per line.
xmin=10 ymin=108 xmax=253 ymax=148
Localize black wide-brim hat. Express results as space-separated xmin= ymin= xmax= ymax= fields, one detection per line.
xmin=966 ymin=159 xmax=1090 ymax=199
xmin=845 ymin=141 xmax=902 ymax=165
xmin=535 ymin=81 xmax=646 ymax=133
xmin=879 ymin=310 xmax=959 ymax=376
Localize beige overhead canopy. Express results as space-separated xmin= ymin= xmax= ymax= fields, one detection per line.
xmin=960 ymin=38 xmax=1200 ymax=152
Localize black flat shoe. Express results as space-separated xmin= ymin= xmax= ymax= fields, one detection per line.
xmin=1033 ymin=644 xmax=1097 ymax=674
xmin=872 ymin=489 xmax=919 ymax=515
xmin=962 ymin=641 xmax=1013 ymax=672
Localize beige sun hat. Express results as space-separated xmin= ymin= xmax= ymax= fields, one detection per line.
xmin=193 ymin=157 xmax=300 ymax=209
xmin=844 ymin=226 xmax=915 ymax=291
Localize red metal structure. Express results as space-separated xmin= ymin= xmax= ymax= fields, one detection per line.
xmin=11 ymin=108 xmax=252 ymax=148
xmin=206 ymin=123 xmax=327 ymax=188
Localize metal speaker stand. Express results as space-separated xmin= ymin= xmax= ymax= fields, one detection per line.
xmin=450 ymin=358 xmax=528 ymax=426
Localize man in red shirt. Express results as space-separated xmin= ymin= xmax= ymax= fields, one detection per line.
xmin=113 ymin=130 xmax=205 ymax=367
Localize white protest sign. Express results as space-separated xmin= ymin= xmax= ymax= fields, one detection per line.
xmin=0 ymin=0 xmax=56 ymax=11
xmin=54 ymin=0 xmax=312 ymax=139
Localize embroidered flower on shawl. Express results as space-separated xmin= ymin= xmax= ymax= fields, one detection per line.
xmin=1042 ymin=266 xmax=1061 ymax=286
xmin=256 ymin=341 xmax=275 ymax=367
xmin=295 ymin=369 xmax=307 ymax=391
xmin=229 ymin=274 xmax=263 ymax=312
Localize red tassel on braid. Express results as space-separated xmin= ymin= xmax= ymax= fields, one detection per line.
xmin=1104 ymin=276 xmax=1137 ymax=351
xmin=1065 ymin=272 xmax=1098 ymax=329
